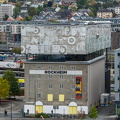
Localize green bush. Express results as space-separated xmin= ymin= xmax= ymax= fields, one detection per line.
xmin=35 ymin=113 xmax=50 ymax=118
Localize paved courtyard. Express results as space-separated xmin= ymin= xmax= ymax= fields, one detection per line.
xmin=0 ymin=93 xmax=117 ymax=120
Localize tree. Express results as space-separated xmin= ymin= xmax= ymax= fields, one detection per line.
xmin=13 ymin=7 xmax=20 ymax=19
xmin=36 ymin=5 xmax=43 ymax=15
xmin=89 ymin=11 xmax=95 ymax=17
xmin=59 ymin=5 xmax=69 ymax=9
xmin=70 ymin=6 xmax=77 ymax=11
xmin=47 ymin=1 xmax=53 ymax=7
xmin=15 ymin=1 xmax=24 ymax=9
xmin=2 ymin=70 xmax=21 ymax=98
xmin=88 ymin=105 xmax=98 ymax=120
xmin=0 ymin=78 xmax=10 ymax=100
xmin=22 ymin=15 xmax=33 ymax=21
xmin=3 ymin=1 xmax=7 ymax=4
xmin=43 ymin=3 xmax=47 ymax=8
xmin=10 ymin=78 xmax=21 ymax=97
xmin=28 ymin=7 xmax=37 ymax=17
xmin=12 ymin=47 xmax=21 ymax=54
xmin=3 ymin=14 xmax=9 ymax=21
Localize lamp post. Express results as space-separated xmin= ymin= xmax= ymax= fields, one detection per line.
xmin=11 ymin=100 xmax=12 ymax=120
xmin=34 ymin=81 xmax=36 ymax=116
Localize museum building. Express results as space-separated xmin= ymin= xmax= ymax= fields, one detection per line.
xmin=21 ymin=21 xmax=111 ymax=114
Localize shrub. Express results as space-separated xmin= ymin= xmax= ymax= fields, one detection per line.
xmin=35 ymin=113 xmax=50 ymax=118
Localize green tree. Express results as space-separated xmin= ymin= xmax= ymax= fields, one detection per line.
xmin=13 ymin=7 xmax=20 ymax=18
xmin=15 ymin=1 xmax=24 ymax=8
xmin=89 ymin=11 xmax=95 ymax=17
xmin=0 ymin=78 xmax=10 ymax=100
xmin=70 ymin=6 xmax=77 ymax=11
xmin=59 ymin=5 xmax=69 ymax=9
xmin=88 ymin=105 xmax=98 ymax=120
xmin=36 ymin=5 xmax=43 ymax=15
xmin=77 ymin=0 xmax=88 ymax=8
xmin=10 ymin=78 xmax=21 ymax=97
xmin=12 ymin=47 xmax=21 ymax=54
xmin=3 ymin=14 xmax=9 ymax=21
xmin=43 ymin=3 xmax=47 ymax=8
xmin=28 ymin=7 xmax=37 ymax=17
xmin=47 ymin=1 xmax=53 ymax=7
xmin=2 ymin=70 xmax=21 ymax=98
xmin=22 ymin=15 xmax=33 ymax=21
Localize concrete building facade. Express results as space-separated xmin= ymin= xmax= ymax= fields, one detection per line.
xmin=0 ymin=4 xmax=15 ymax=19
xmin=114 ymin=48 xmax=120 ymax=100
xmin=21 ymin=22 xmax=111 ymax=115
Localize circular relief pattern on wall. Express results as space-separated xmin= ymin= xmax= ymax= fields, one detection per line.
xmin=34 ymin=27 xmax=40 ymax=34
xmin=53 ymin=26 xmax=57 ymax=30
xmin=65 ymin=27 xmax=70 ymax=31
xmin=60 ymin=46 xmax=66 ymax=54
xmin=56 ymin=29 xmax=62 ymax=35
xmin=52 ymin=45 xmax=60 ymax=53
xmin=68 ymin=37 xmax=76 ymax=45
xmin=21 ymin=45 xmax=25 ymax=53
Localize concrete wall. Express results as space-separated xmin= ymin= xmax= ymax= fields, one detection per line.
xmin=88 ymin=57 xmax=105 ymax=111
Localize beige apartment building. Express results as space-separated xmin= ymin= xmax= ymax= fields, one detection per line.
xmin=97 ymin=9 xmax=113 ymax=18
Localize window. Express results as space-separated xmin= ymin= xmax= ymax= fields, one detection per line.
xmin=59 ymin=94 xmax=64 ymax=101
xmin=37 ymin=94 xmax=41 ymax=98
xmin=37 ymin=74 xmax=41 ymax=79
xmin=70 ymin=65 xmax=76 ymax=70
xmin=37 ymin=84 xmax=40 ymax=89
xmin=71 ymin=94 xmax=75 ymax=99
xmin=53 ymin=106 xmax=59 ymax=109
xmin=60 ymin=84 xmax=64 ymax=89
xmin=48 ymin=74 xmax=52 ymax=79
xmin=118 ymin=53 xmax=120 ymax=56
xmin=19 ymin=83 xmax=24 ymax=87
xmin=60 ymin=75 xmax=64 ymax=79
xmin=59 ymin=66 xmax=64 ymax=69
xmin=71 ymin=84 xmax=75 ymax=90
xmin=36 ymin=65 xmax=41 ymax=69
xmin=49 ymin=66 xmax=53 ymax=69
xmin=71 ymin=75 xmax=75 ymax=80
xmin=47 ymin=94 xmax=53 ymax=101
xmin=48 ymin=84 xmax=52 ymax=89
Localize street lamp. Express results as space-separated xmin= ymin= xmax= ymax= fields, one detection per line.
xmin=11 ymin=100 xmax=12 ymax=120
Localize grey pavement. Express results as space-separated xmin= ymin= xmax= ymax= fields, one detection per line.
xmin=0 ymin=93 xmax=117 ymax=120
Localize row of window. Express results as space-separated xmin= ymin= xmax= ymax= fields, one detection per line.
xmin=34 ymin=74 xmax=76 ymax=80
xmin=36 ymin=94 xmax=75 ymax=101
xmin=36 ymin=65 xmax=76 ymax=70
xmin=36 ymin=84 xmax=75 ymax=89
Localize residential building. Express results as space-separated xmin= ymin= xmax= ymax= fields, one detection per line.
xmin=114 ymin=48 xmax=120 ymax=109
xmin=97 ymin=9 xmax=113 ymax=18
xmin=21 ymin=21 xmax=111 ymax=115
xmin=115 ymin=6 xmax=120 ymax=15
xmin=20 ymin=3 xmax=28 ymax=14
xmin=0 ymin=4 xmax=15 ymax=19
xmin=0 ymin=0 xmax=8 ymax=3
xmin=111 ymin=32 xmax=120 ymax=50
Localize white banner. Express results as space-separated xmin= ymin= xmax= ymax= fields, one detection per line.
xmin=30 ymin=70 xmax=82 ymax=75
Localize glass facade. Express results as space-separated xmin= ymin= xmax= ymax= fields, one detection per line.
xmin=28 ymin=50 xmax=104 ymax=62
